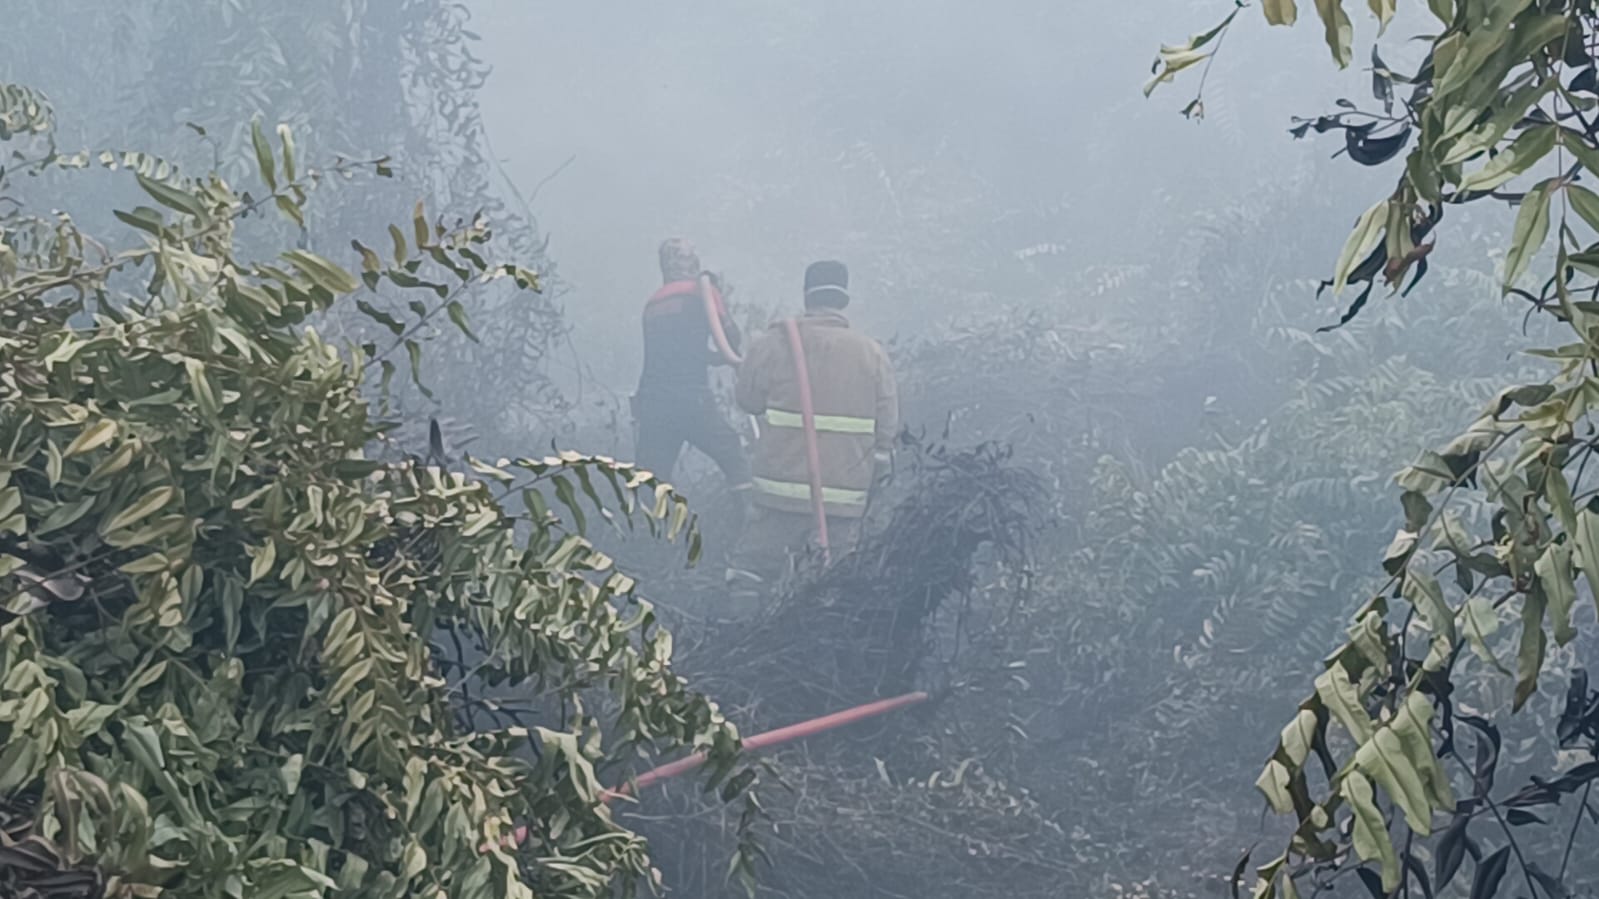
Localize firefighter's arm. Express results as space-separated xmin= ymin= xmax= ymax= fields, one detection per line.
xmin=872 ymin=346 xmax=900 ymax=483
xmin=734 ymin=333 xmax=769 ymax=415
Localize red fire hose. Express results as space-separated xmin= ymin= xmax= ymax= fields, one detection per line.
xmin=781 ymin=318 xmax=831 ymax=562
xmin=488 ymin=690 xmax=928 ymax=852
xmin=702 ymin=273 xmax=742 ymax=365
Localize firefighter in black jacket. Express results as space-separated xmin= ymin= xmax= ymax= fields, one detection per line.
xmin=632 ymin=238 xmax=753 ymax=495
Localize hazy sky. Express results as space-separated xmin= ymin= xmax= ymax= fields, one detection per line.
xmin=471 ymin=1 xmax=1396 ymax=391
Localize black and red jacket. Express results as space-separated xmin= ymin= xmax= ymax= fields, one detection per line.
xmin=637 ymin=279 xmax=741 ymax=397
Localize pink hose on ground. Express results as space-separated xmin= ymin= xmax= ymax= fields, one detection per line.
xmin=488 ymin=690 xmax=929 ymax=852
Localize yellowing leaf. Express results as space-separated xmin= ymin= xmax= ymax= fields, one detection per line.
xmin=248 ymin=538 xmax=276 ymax=585
xmin=63 ymin=419 xmax=118 ymax=457
xmin=1368 ymin=0 xmax=1395 ymax=33
xmin=1332 ymin=199 xmax=1389 ymax=295
xmin=1264 ymin=0 xmax=1298 ymax=25
xmin=277 ymin=123 xmax=297 ymax=182
xmin=1313 ymin=0 xmax=1354 ymax=68
xmin=1343 ymin=771 xmax=1401 ymax=890
xmin=100 ymin=486 xmax=176 ymax=536
xmin=1144 ymin=9 xmax=1239 ymax=97
xmin=1355 ymin=727 xmax=1433 ymax=834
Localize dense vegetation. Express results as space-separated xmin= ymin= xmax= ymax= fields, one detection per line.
xmin=0 ymin=84 xmax=757 ymax=898
xmin=1149 ymin=2 xmax=1599 ymax=897
xmin=6 ymin=2 xmax=1599 ymax=899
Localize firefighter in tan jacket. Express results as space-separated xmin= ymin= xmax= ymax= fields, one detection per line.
xmin=728 ymin=260 xmax=898 ymax=587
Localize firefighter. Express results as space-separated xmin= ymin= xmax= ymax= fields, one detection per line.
xmin=728 ymin=260 xmax=898 ymax=587
xmin=632 ymin=238 xmax=753 ymax=496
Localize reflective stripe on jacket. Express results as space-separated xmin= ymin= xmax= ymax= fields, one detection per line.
xmin=734 ymin=308 xmax=898 ymax=519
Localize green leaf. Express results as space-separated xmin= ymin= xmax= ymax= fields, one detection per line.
xmin=1567 ymin=184 xmax=1599 ymax=234
xmin=1401 ymin=570 xmax=1456 ymax=647
xmin=404 ymin=339 xmax=433 ymax=399
xmin=1457 ymin=125 xmax=1556 ymax=193
xmin=277 ymin=124 xmax=297 ymax=182
xmin=523 ymin=487 xmax=551 ymax=524
xmin=1368 ymin=0 xmax=1395 ymax=33
xmin=1572 ymin=502 xmax=1599 ymax=598
xmin=1400 ymin=490 xmax=1432 ymax=532
xmin=356 ymin=300 xmax=404 ymax=336
xmin=280 ymin=753 xmax=305 ymax=795
xmin=1561 ymin=126 xmax=1599 ymax=177
xmin=552 ymin=475 xmax=587 ymax=534
xmin=1315 ymin=663 xmax=1374 ymax=743
xmin=388 ymin=224 xmax=408 ymax=266
xmin=113 ymin=206 xmax=165 ymax=236
xmin=1355 ymin=726 xmax=1433 ymax=835
xmin=136 ymin=172 xmax=204 ymax=218
xmin=1441 ymin=77 xmax=1557 ymax=164
xmin=100 ymin=486 xmax=177 ymax=536
xmin=1428 ymin=0 xmax=1454 ymax=22
xmin=446 ymin=301 xmax=479 ymax=342
xmin=184 ymin=358 xmax=220 ymax=418
xmin=44 ymin=441 xmax=62 ymax=487
xmin=283 ymin=250 xmax=360 ymax=294
xmin=352 ymin=240 xmax=383 ymax=274
xmin=274 ymin=194 xmax=304 ymax=228
xmin=326 ymin=658 xmax=373 ymax=706
xmin=1503 ymin=179 xmax=1553 ymax=290
xmin=412 ymin=200 xmax=430 ymax=249
xmin=250 ymin=119 xmax=277 ymax=191
xmin=1514 ymin=589 xmax=1547 ymax=710
xmin=1313 ymin=0 xmax=1354 ymax=68
xmin=1263 ymin=0 xmax=1298 ymax=25
xmin=1333 ymin=199 xmax=1388 ymax=295
xmin=35 ymin=495 xmax=96 ymax=537
xmin=1343 ymin=771 xmax=1401 ymax=890
xmin=1533 ymin=543 xmax=1577 ymax=646
xmin=1382 ymin=529 xmax=1417 ymax=575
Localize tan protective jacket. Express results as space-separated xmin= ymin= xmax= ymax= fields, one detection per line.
xmin=734 ymin=308 xmax=898 ymax=518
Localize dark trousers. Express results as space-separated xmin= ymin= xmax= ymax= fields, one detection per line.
xmin=633 ymin=389 xmax=751 ymax=486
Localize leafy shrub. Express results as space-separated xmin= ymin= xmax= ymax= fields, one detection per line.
xmin=0 ymin=88 xmax=744 ymax=899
